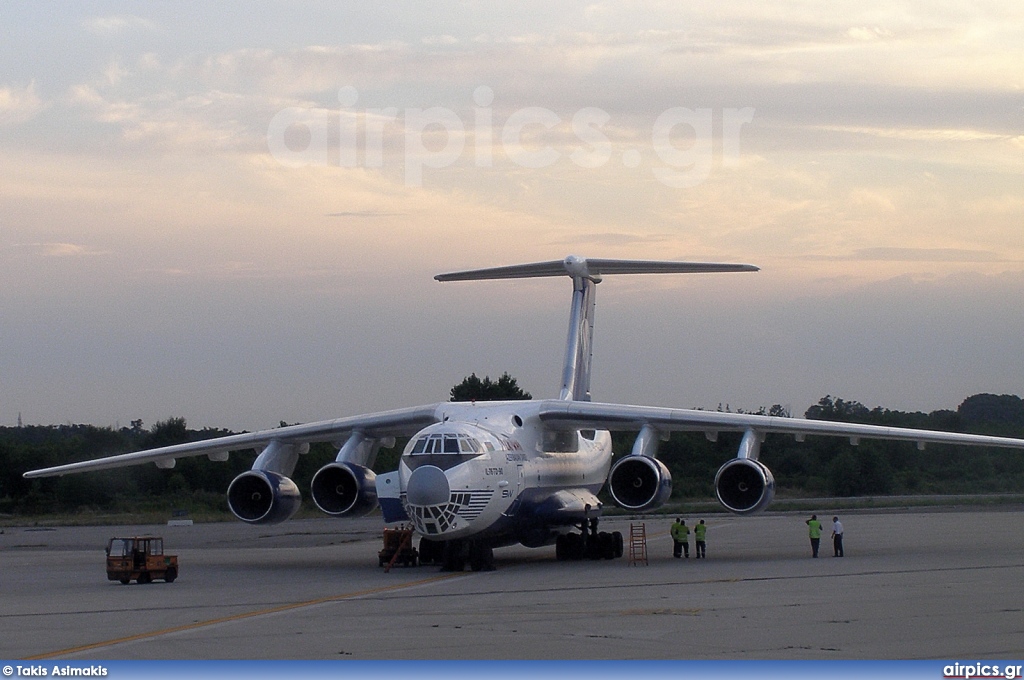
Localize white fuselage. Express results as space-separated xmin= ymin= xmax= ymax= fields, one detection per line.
xmin=398 ymin=401 xmax=612 ymax=545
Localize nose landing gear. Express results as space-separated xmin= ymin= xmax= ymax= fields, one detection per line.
xmin=438 ymin=539 xmax=495 ymax=572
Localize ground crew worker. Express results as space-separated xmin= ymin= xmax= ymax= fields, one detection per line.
xmin=670 ymin=518 xmax=690 ymax=558
xmin=694 ymin=519 xmax=707 ymax=558
xmin=806 ymin=514 xmax=823 ymax=558
xmin=832 ymin=516 xmax=844 ymax=557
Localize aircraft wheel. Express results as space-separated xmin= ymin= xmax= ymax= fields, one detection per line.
xmin=586 ymin=533 xmax=606 ymax=560
xmin=469 ymin=544 xmax=494 ymax=572
xmin=555 ymin=534 xmax=568 ymax=561
xmin=441 ymin=540 xmax=466 ymax=572
xmin=612 ymin=531 xmax=624 ymax=559
xmin=419 ymin=539 xmax=439 ymax=565
xmin=562 ymin=533 xmax=583 ymax=560
xmin=597 ymin=532 xmax=615 ymax=560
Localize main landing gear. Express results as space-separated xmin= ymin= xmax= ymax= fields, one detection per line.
xmin=555 ymin=516 xmax=624 ymax=561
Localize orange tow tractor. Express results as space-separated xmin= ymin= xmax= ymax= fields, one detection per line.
xmin=378 ymin=526 xmax=419 ymax=569
xmin=105 ymin=536 xmax=178 ymax=584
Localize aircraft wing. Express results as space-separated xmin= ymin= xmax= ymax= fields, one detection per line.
xmin=22 ymin=404 xmax=443 ymax=479
xmin=538 ymin=400 xmax=1024 ymax=450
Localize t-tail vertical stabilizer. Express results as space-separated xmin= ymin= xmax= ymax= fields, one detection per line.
xmin=435 ymin=255 xmax=758 ymax=402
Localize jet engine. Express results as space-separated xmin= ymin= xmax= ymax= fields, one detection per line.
xmin=714 ymin=458 xmax=775 ymax=514
xmin=608 ymin=455 xmax=672 ymax=511
xmin=227 ymin=470 xmax=301 ymax=524
xmin=310 ymin=462 xmax=378 ymax=517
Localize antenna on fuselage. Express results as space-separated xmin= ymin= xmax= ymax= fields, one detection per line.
xmin=435 ymin=255 xmax=758 ymax=402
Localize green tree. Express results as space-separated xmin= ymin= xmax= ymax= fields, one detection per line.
xmin=827 ymin=446 xmax=894 ymax=496
xmin=958 ymin=394 xmax=1024 ymax=432
xmin=450 ymin=372 xmax=532 ymax=401
xmin=144 ymin=417 xmax=189 ymax=448
xmin=805 ymin=396 xmax=871 ymax=421
xmin=827 ymin=450 xmax=861 ymax=496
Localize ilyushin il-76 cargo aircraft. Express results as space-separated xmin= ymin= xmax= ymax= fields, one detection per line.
xmin=24 ymin=256 xmax=1024 ymax=570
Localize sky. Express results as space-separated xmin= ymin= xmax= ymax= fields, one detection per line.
xmin=1 ymin=1 xmax=1022 ymax=432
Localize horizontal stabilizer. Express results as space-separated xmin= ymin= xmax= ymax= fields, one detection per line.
xmin=435 ymin=255 xmax=758 ymax=282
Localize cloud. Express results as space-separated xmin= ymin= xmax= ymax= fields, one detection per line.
xmin=851 ymin=248 xmax=1011 ymax=263
xmin=326 ymin=211 xmax=406 ymax=218
xmin=547 ymin=232 xmax=674 ymax=247
xmin=41 ymin=5 xmax=1022 ymax=172
xmin=62 ymin=80 xmax=274 ymax=156
xmin=846 ymin=26 xmax=894 ymax=42
xmin=422 ymin=35 xmax=459 ymax=46
xmin=13 ymin=242 xmax=109 ymax=258
xmin=809 ymin=248 xmax=1011 ymax=263
xmin=809 ymin=124 xmax=1012 ymax=143
xmin=0 ymin=82 xmax=45 ymax=125
xmin=82 ymin=15 xmax=157 ymax=35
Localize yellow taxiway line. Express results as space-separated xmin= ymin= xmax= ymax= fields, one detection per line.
xmin=25 ymin=573 xmax=463 ymax=660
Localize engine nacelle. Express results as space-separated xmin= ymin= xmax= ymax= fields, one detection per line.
xmin=714 ymin=458 xmax=775 ymax=514
xmin=608 ymin=455 xmax=672 ymax=512
xmin=310 ymin=462 xmax=378 ymax=517
xmin=227 ymin=470 xmax=301 ymax=525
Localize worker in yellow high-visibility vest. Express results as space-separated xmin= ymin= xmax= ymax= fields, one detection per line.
xmin=806 ymin=514 xmax=823 ymax=558
xmin=694 ymin=519 xmax=707 ymax=558
xmin=670 ymin=518 xmax=689 ymax=558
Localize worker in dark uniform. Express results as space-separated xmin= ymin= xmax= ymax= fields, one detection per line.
xmin=806 ymin=514 xmax=823 ymax=558
xmin=832 ymin=516 xmax=844 ymax=557
xmin=694 ymin=519 xmax=707 ymax=558
xmin=670 ymin=518 xmax=689 ymax=558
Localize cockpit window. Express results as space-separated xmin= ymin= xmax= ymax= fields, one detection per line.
xmin=405 ymin=433 xmax=488 ymax=471
xmin=410 ymin=434 xmax=486 ymax=454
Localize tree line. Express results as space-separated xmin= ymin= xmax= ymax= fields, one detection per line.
xmin=647 ymin=393 xmax=1024 ymax=500
xmin=2 ymin=384 xmax=1023 ymax=518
